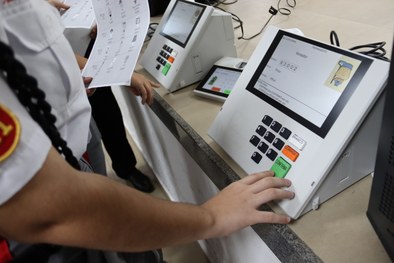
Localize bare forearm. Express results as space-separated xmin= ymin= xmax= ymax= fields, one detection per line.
xmin=0 ymin=148 xmax=294 ymax=252
xmin=0 ymin=148 xmax=214 ymax=252
xmin=47 ymin=174 xmax=215 ymax=252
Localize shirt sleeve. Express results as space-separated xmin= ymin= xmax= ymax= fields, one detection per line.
xmin=0 ymin=82 xmax=52 ymax=205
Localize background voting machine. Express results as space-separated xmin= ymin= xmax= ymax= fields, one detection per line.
xmin=141 ymin=0 xmax=236 ymax=92
xmin=209 ymin=26 xmax=390 ymax=219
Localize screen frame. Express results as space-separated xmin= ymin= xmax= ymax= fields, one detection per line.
xmin=194 ymin=65 xmax=243 ymax=99
xmin=159 ymin=0 xmax=206 ymax=48
xmin=245 ymin=30 xmax=373 ymax=138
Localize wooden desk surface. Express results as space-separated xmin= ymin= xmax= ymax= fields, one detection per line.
xmin=137 ymin=0 xmax=394 ymax=261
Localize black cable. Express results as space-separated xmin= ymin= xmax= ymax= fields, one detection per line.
xmin=237 ymin=0 xmax=296 ymax=41
xmin=329 ymin=31 xmax=389 ymax=61
xmin=145 ymin=22 xmax=158 ymax=42
xmin=197 ymin=0 xmax=215 ymax=5
xmin=238 ymin=13 xmax=275 ymax=41
xmin=214 ymin=6 xmax=243 ymax=32
xmin=277 ymin=0 xmax=296 ymax=15
xmin=215 ymin=0 xmax=238 ymax=6
xmin=330 ymin=31 xmax=340 ymax=47
xmin=350 ymin=42 xmax=389 ymax=61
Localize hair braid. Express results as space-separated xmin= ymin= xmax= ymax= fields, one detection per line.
xmin=0 ymin=41 xmax=80 ymax=170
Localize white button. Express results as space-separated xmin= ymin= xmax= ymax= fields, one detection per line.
xmin=288 ymin=133 xmax=306 ymax=151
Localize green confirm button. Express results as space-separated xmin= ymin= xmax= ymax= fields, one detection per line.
xmin=271 ymin=157 xmax=291 ymax=178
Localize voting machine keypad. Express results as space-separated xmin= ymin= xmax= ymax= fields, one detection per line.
xmin=249 ymin=115 xmax=302 ymax=178
xmin=155 ymin=44 xmax=178 ymax=76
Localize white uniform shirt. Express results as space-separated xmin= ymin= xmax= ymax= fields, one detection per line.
xmin=0 ymin=0 xmax=92 ymax=205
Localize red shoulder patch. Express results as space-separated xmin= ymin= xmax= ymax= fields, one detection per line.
xmin=0 ymin=105 xmax=20 ymax=162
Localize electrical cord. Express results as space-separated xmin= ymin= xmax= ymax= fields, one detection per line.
xmin=330 ymin=31 xmax=389 ymax=61
xmin=277 ymin=0 xmax=296 ymax=15
xmin=215 ymin=5 xmax=243 ymax=32
xmin=329 ymin=31 xmax=340 ymax=47
xmin=214 ymin=0 xmax=238 ymax=6
xmin=145 ymin=22 xmax=158 ymax=42
xmin=237 ymin=8 xmax=276 ymax=41
xmin=350 ymin=42 xmax=389 ymax=61
xmin=237 ymin=0 xmax=297 ymax=41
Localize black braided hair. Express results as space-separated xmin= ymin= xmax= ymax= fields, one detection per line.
xmin=0 ymin=41 xmax=80 ymax=170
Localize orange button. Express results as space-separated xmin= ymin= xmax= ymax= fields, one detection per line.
xmin=282 ymin=145 xmax=299 ymax=162
xmin=211 ymin=87 xmax=221 ymax=92
xmin=168 ymin=56 xmax=175 ymax=63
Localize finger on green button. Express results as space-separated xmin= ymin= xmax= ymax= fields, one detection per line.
xmin=271 ymin=157 xmax=291 ymax=178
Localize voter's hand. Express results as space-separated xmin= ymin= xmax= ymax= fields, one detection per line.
xmin=128 ymin=72 xmax=160 ymax=105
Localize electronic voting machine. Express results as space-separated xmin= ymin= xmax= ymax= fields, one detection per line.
xmin=141 ymin=0 xmax=236 ymax=92
xmin=208 ymin=26 xmax=390 ymax=219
